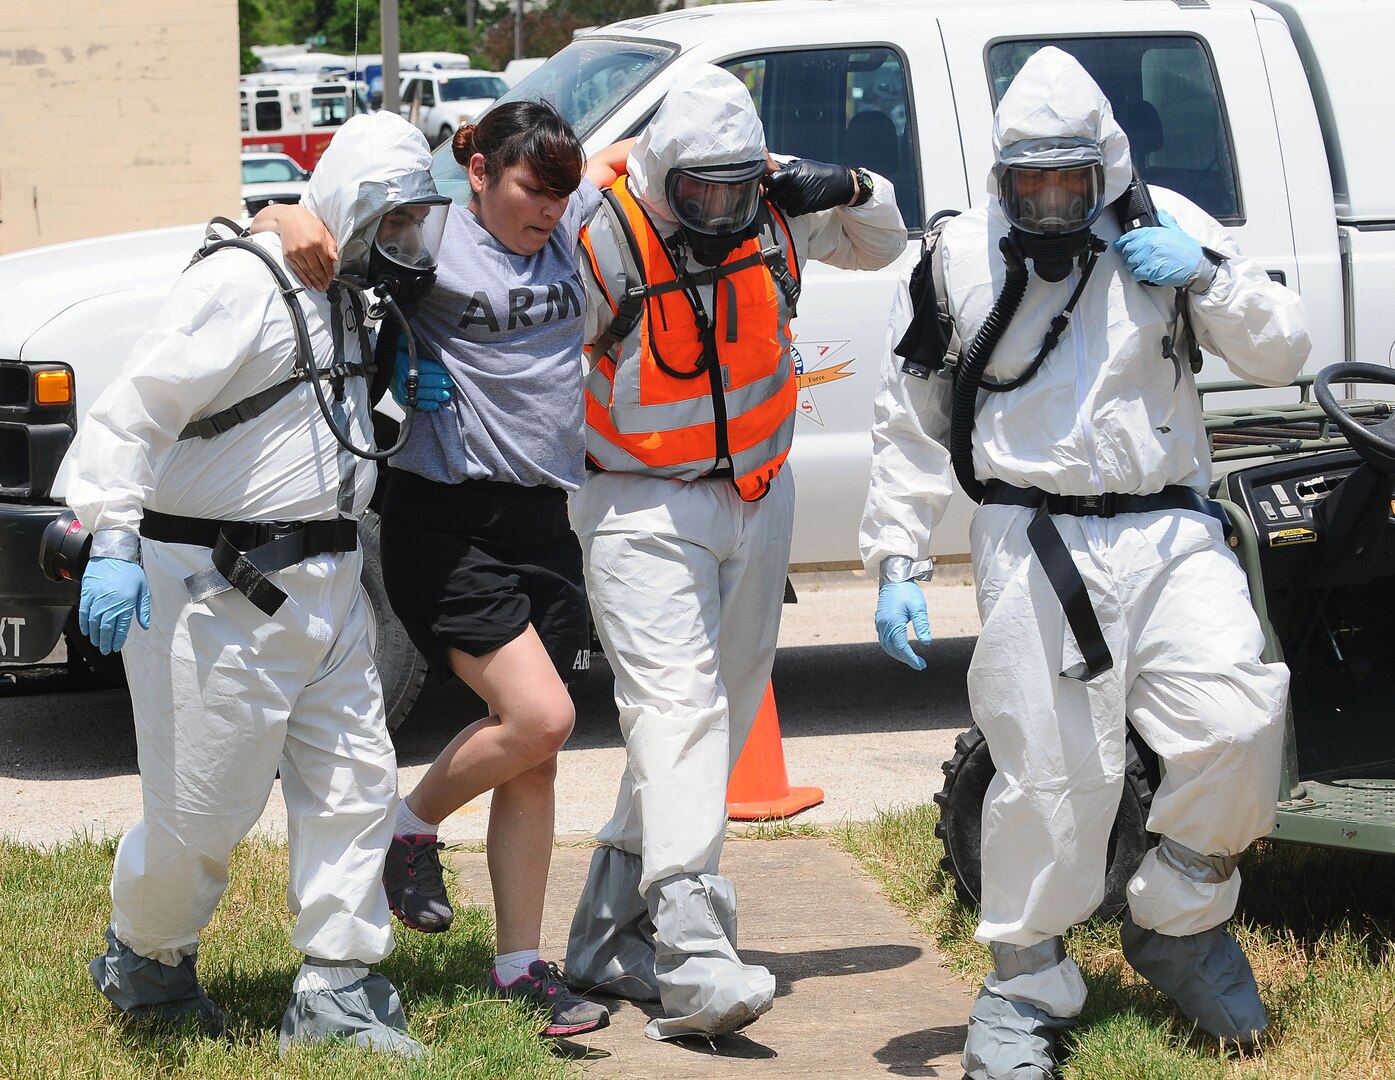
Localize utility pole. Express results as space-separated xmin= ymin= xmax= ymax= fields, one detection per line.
xmin=381 ymin=0 xmax=401 ymax=113
xmin=515 ymin=0 xmax=524 ymax=60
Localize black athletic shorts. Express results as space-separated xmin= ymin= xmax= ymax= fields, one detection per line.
xmin=380 ymin=469 xmax=591 ymax=684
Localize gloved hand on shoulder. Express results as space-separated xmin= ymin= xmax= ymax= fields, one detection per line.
xmin=79 ymin=556 xmax=151 ymax=655
xmin=875 ymin=581 xmax=932 ymax=671
xmin=392 ymin=341 xmax=453 ymax=413
xmin=764 ymin=159 xmax=857 ymax=217
xmin=1113 ymin=209 xmax=1216 ymax=291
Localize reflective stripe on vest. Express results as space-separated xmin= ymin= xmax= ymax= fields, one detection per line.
xmin=581 ymin=177 xmax=800 ymax=502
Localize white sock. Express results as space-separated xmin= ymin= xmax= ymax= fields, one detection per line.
xmin=493 ymin=949 xmax=540 ymax=985
xmin=395 ymin=800 xmax=437 ymax=838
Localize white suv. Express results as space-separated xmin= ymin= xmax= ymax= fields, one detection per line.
xmin=399 ymin=70 xmax=509 ymax=147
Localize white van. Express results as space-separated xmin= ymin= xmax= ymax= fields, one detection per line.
xmin=399 ymin=69 xmax=511 ymax=147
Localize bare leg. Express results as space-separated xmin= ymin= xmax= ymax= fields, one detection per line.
xmin=488 ymin=754 xmax=558 ymax=953
xmin=402 ymin=625 xmax=574 ymax=952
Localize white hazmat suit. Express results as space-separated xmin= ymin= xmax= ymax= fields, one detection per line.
xmin=860 ymin=47 xmax=1310 ymax=1072
xmin=60 ymin=112 xmax=439 ymax=1052
xmin=566 ymin=65 xmax=906 ymax=1040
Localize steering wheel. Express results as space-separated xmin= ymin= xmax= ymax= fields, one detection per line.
xmin=1313 ymin=362 xmax=1395 ymax=474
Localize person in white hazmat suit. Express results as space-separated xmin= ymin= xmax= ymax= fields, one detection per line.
xmin=860 ymin=48 xmax=1310 ymax=1077
xmin=58 ymin=111 xmax=448 ymax=1055
xmin=565 ymin=65 xmax=906 ymax=1040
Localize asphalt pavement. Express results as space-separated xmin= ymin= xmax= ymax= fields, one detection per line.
xmin=0 ymin=569 xmax=982 ymax=847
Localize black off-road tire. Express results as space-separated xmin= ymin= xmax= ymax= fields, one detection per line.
xmin=933 ymin=723 xmax=1159 ymax=920
xmin=359 ymin=509 xmax=427 ymax=732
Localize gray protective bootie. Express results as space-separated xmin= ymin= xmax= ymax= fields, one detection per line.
xmin=962 ymin=987 xmax=1076 ymax=1079
xmin=89 ymin=927 xmax=227 ymax=1035
xmin=1120 ymin=913 xmax=1267 ymax=1049
xmin=278 ymin=966 xmax=425 ymax=1057
xmin=565 ymin=845 xmax=661 ymax=1002
xmin=644 ymin=873 xmax=775 ymax=1040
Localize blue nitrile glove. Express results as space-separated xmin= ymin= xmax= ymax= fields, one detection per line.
xmin=1113 ymin=208 xmax=1209 ymax=288
xmin=875 ymin=581 xmax=932 ymax=671
xmin=78 ymin=557 xmax=151 ymax=656
xmin=391 ymin=341 xmax=453 ymax=413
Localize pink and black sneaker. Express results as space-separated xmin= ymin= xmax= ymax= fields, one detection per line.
xmin=488 ymin=959 xmax=610 ymax=1037
xmin=383 ymin=833 xmax=454 ymax=932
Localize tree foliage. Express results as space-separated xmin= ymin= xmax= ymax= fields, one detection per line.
xmin=241 ymin=0 xmax=669 ymax=72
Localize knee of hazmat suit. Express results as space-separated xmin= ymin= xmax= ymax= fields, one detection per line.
xmin=624 ymin=63 xmax=770 ymax=266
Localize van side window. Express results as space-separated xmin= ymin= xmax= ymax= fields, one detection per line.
xmin=722 ymin=47 xmax=921 ymax=230
xmin=988 ymin=37 xmax=1240 ymax=223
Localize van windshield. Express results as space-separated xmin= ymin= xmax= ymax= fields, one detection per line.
xmin=431 ymin=38 xmax=673 ymax=202
xmin=441 ymin=76 xmax=509 ymax=102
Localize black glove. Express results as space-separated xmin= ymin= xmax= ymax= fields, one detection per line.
xmin=763 ymin=159 xmax=856 ymax=217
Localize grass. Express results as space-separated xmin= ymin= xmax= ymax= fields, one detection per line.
xmin=837 ymin=804 xmax=1395 ymax=1079
xmin=0 ymin=836 xmax=582 ymax=1080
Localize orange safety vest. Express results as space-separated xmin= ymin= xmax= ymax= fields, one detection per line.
xmin=581 ymin=177 xmax=801 ymax=502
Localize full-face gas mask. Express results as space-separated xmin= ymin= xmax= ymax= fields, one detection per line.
xmin=363 ymin=195 xmax=450 ymax=303
xmin=665 ymin=160 xmax=765 ymax=266
xmin=995 ymin=137 xmax=1106 ymax=282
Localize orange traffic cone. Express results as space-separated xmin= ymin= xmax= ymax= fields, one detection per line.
xmin=726 ymin=681 xmax=824 ymax=821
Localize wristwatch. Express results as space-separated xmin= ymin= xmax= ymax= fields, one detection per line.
xmin=850 ymin=167 xmax=875 ymax=208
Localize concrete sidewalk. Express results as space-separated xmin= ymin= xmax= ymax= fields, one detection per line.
xmin=449 ymin=837 xmax=972 ymax=1079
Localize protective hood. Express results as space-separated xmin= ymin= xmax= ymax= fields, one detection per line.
xmin=627 ymin=64 xmax=766 ymax=225
xmin=300 ymin=111 xmax=440 ymax=278
xmin=989 ymin=47 xmax=1132 ymax=207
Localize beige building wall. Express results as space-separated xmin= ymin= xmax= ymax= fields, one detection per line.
xmin=0 ymin=1 xmax=240 ymax=255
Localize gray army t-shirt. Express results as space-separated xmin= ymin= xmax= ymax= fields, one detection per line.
xmin=392 ymin=177 xmax=602 ymax=490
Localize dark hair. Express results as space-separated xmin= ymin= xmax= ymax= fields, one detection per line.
xmin=452 ymin=100 xmax=584 ymax=199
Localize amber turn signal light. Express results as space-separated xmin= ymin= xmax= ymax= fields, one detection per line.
xmin=34 ymin=369 xmax=74 ymax=406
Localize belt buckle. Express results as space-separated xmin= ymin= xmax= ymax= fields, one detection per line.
xmin=253 ymin=520 xmax=303 ymax=547
xmin=1078 ymin=493 xmax=1115 ymax=517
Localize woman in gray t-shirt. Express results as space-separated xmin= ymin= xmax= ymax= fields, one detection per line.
xmin=268 ymin=101 xmax=627 ymax=1037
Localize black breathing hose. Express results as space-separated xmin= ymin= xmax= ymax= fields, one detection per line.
xmin=949 ymin=235 xmax=1029 ymax=503
xmin=305 ymin=282 xmax=417 ymax=462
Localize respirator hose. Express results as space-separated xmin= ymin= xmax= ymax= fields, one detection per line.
xmin=304 ymin=281 xmax=416 ymax=462
xmin=949 ymin=235 xmax=1029 ymax=504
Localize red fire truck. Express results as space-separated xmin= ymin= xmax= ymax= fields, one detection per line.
xmin=239 ymin=73 xmax=370 ymax=171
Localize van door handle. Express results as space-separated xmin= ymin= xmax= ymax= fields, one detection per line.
xmin=1267 ymin=269 xmax=1287 ymax=285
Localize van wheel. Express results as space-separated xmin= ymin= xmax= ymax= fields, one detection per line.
xmin=359 ymin=510 xmax=427 ymax=732
xmin=438 ymin=125 xmax=455 ymax=147
xmin=933 ymin=723 xmax=1158 ymax=920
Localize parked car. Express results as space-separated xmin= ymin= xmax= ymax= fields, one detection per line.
xmin=400 ymin=70 xmax=509 ymax=146
xmin=239 ymin=151 xmax=311 ymax=218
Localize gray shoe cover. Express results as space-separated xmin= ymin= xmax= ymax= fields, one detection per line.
xmin=566 ymin=845 xmax=661 ymax=1002
xmin=1120 ymin=914 xmax=1267 ymax=1048
xmin=89 ymin=927 xmax=227 ymax=1035
xmin=962 ymin=986 xmax=1076 ymax=1080
xmin=278 ymin=972 xmax=425 ymax=1057
xmin=644 ymin=873 xmax=775 ymax=1041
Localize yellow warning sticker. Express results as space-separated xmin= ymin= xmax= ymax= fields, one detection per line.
xmin=1268 ymin=528 xmax=1317 ymax=547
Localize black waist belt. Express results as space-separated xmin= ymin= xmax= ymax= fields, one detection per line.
xmin=982 ymin=483 xmax=1206 ymax=517
xmin=140 ymin=510 xmax=358 ymax=616
xmin=981 ymin=483 xmax=1207 ymax=681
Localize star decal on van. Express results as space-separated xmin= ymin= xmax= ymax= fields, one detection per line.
xmin=792 ymin=341 xmax=855 ymax=427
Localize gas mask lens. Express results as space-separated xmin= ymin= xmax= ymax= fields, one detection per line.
xmin=999 ymin=162 xmax=1105 ymax=236
xmin=665 ymin=160 xmax=765 ymax=236
xmin=373 ymin=199 xmax=449 ymax=273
